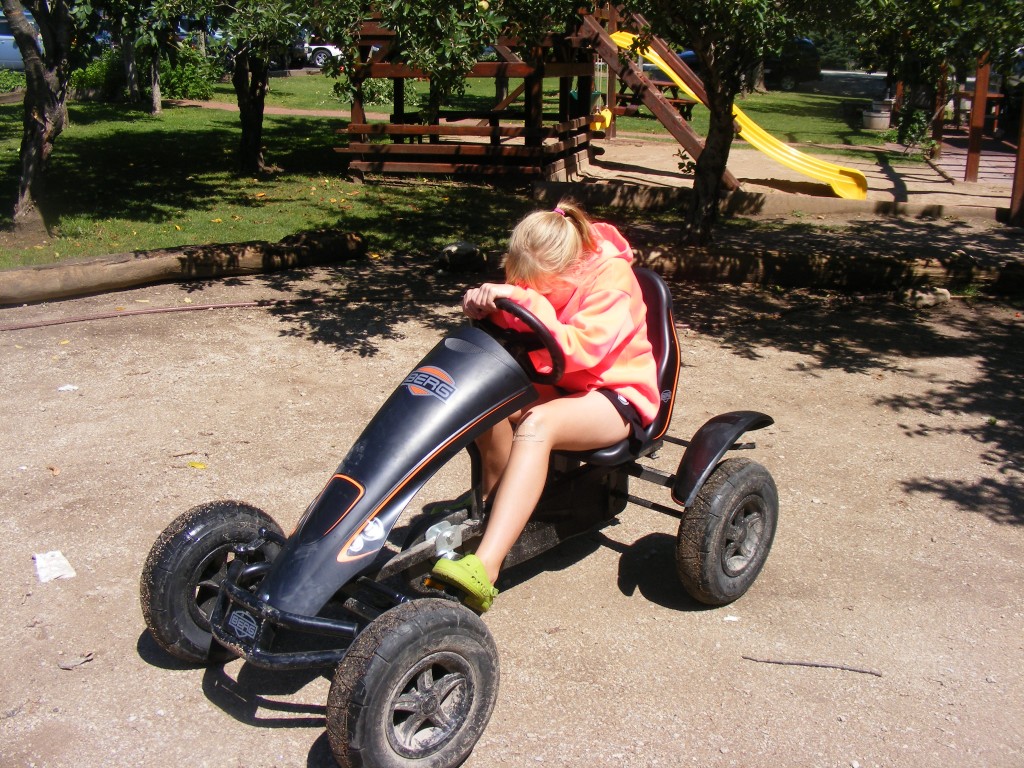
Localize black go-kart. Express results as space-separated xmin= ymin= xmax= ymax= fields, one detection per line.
xmin=140 ymin=268 xmax=778 ymax=768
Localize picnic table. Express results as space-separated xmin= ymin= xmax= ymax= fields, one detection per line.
xmin=620 ymin=77 xmax=699 ymax=120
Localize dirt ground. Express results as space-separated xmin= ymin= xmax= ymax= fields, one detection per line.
xmin=1 ymin=248 xmax=1022 ymax=768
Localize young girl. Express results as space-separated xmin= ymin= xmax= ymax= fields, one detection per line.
xmin=432 ymin=200 xmax=660 ymax=611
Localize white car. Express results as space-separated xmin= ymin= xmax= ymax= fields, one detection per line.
xmin=305 ymin=41 xmax=344 ymax=68
xmin=1 ymin=12 xmax=37 ymax=71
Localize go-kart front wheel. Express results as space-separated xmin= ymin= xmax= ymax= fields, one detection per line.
xmin=327 ymin=598 xmax=499 ymax=768
xmin=676 ymin=458 xmax=778 ymax=606
xmin=139 ymin=500 xmax=283 ymax=664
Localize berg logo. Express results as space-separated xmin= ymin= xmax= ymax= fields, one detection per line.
xmin=402 ymin=366 xmax=457 ymax=403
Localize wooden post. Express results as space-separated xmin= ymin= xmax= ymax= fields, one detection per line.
xmin=559 ymin=72 xmax=571 ymax=121
xmin=965 ymin=55 xmax=990 ymax=182
xmin=606 ymin=6 xmax=618 ymax=138
xmin=930 ymin=64 xmax=947 ymax=158
xmin=1011 ymin=98 xmax=1024 ymax=226
xmin=525 ymin=48 xmax=545 ymax=148
xmin=392 ymin=77 xmax=405 ymax=144
xmin=351 ymin=79 xmax=367 ymax=144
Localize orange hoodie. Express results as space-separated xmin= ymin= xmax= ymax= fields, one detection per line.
xmin=496 ymin=222 xmax=660 ymax=425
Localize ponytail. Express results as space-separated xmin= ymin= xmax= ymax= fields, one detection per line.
xmin=505 ymin=198 xmax=597 ymax=289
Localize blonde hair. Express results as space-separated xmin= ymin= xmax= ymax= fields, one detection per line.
xmin=504 ymin=199 xmax=598 ymax=290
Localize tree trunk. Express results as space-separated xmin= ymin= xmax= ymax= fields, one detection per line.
xmin=3 ymin=0 xmax=71 ymax=232
xmin=123 ymin=38 xmax=141 ymax=102
xmin=232 ymin=49 xmax=269 ymax=174
xmin=150 ymin=54 xmax=162 ymax=115
xmin=686 ymin=88 xmax=736 ymax=245
xmin=748 ymin=60 xmax=767 ymax=93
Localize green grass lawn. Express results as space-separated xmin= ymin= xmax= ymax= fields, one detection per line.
xmin=214 ymin=72 xmax=880 ymax=149
xmin=0 ymin=100 xmax=535 ymax=269
xmin=1 ymin=74 xmax=891 ymax=269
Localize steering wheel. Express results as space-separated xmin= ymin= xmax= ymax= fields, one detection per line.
xmin=473 ymin=298 xmax=566 ymax=385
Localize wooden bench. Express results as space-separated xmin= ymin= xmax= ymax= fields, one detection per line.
xmin=337 ymin=117 xmax=593 ymax=179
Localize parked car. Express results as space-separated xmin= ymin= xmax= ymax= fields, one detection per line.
xmin=764 ymin=37 xmax=821 ymax=91
xmin=641 ymin=39 xmax=820 ymax=92
xmin=174 ymin=15 xmax=225 ymax=44
xmin=305 ymin=40 xmax=344 ymax=68
xmin=1 ymin=12 xmax=39 ymax=71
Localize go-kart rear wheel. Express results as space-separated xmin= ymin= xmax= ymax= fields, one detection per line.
xmin=327 ymin=598 xmax=499 ymax=768
xmin=676 ymin=458 xmax=778 ymax=606
xmin=140 ymin=500 xmax=283 ymax=665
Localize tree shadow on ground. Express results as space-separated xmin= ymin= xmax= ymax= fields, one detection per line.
xmin=220 ymin=200 xmax=1022 ymax=527
xmin=258 ymin=259 xmax=472 ymax=358
xmin=228 ymin=181 xmax=531 ymax=357
xmin=625 ymin=215 xmax=1022 ymax=291
xmin=666 ymin=280 xmax=1023 ymax=527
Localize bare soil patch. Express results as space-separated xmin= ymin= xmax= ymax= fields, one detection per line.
xmin=1 ymin=257 xmax=1021 ymax=767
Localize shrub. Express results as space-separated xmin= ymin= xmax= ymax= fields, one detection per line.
xmin=881 ymin=107 xmax=936 ymax=153
xmin=0 ymin=69 xmax=26 ymax=93
xmin=159 ymin=45 xmax=216 ymax=100
xmin=334 ymin=76 xmax=419 ymax=107
xmin=69 ymin=47 xmax=125 ymax=100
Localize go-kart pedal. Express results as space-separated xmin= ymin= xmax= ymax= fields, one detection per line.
xmin=430 ymin=553 xmax=499 ymax=613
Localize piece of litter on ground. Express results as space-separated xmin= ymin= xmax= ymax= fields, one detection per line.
xmin=58 ymin=651 xmax=94 ymax=670
xmin=34 ymin=550 xmax=77 ymax=582
xmin=57 ymin=384 xmax=79 ymax=392
xmin=724 ymin=615 xmax=740 ymax=622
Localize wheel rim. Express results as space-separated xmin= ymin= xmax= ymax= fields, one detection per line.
xmin=386 ymin=651 xmax=474 ymax=759
xmin=721 ymin=495 xmax=767 ymax=577
xmin=186 ymin=546 xmax=235 ymax=632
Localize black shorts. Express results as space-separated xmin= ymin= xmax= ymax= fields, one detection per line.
xmin=596 ymin=389 xmax=646 ymax=448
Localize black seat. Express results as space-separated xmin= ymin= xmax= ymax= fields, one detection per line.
xmin=560 ymin=267 xmax=680 ymax=466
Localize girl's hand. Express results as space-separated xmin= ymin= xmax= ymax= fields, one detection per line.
xmin=462 ymin=283 xmax=515 ymax=320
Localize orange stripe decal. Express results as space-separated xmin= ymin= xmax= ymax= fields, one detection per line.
xmin=336 ymin=389 xmax=530 ymax=562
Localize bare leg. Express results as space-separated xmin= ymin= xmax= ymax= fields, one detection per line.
xmin=473 ymin=384 xmax=560 ymax=499
xmin=473 ymin=391 xmax=629 ymax=583
xmin=475 ymin=417 xmax=513 ymax=499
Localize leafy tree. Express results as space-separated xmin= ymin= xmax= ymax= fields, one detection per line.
xmin=222 ymin=1 xmax=304 ymax=173
xmin=630 ymin=0 xmax=825 ymax=244
xmin=371 ymin=0 xmax=504 ymax=122
xmin=854 ymin=0 xmax=1024 ymax=139
xmin=310 ymin=0 xmax=507 ymax=124
xmin=1 ymin=0 xmax=75 ymax=231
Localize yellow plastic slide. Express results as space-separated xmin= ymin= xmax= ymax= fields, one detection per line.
xmin=611 ymin=31 xmax=868 ymax=200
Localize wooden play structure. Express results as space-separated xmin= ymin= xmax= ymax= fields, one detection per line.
xmin=335 ymin=8 xmax=1022 ymax=221
xmin=335 ymin=8 xmax=870 ymax=201
xmin=335 ymin=7 xmax=724 ymax=182
xmin=942 ymin=56 xmax=1024 ymax=224
xmin=335 ymin=15 xmax=599 ymax=180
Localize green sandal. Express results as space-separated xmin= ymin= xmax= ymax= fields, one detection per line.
xmin=431 ymin=554 xmax=499 ymax=613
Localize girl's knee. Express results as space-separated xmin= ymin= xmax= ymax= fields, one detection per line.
xmin=512 ymin=407 xmax=553 ymax=445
